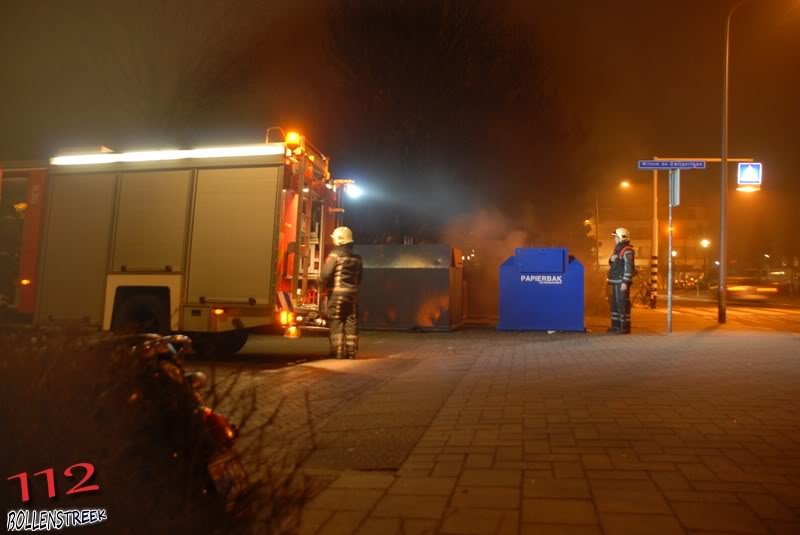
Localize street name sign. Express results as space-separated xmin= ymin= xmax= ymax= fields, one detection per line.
xmin=638 ymin=160 xmax=707 ymax=170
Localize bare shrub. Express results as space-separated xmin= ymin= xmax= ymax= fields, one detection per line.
xmin=0 ymin=329 xmax=313 ymax=534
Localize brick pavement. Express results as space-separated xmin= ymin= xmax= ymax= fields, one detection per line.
xmin=284 ymin=321 xmax=800 ymax=535
xmin=203 ymin=337 xmax=483 ymax=472
xmin=203 ymin=349 xmax=423 ymax=455
xmin=201 ymin=309 xmax=799 ymax=533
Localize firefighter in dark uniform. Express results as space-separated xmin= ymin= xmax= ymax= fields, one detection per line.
xmin=607 ymin=227 xmax=636 ymax=334
xmin=321 ymin=226 xmax=363 ymax=359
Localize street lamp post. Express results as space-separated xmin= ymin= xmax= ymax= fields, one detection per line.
xmin=668 ymin=247 xmax=677 ymax=333
xmin=720 ymin=0 xmax=749 ymax=324
xmin=595 ymin=192 xmax=601 ymax=271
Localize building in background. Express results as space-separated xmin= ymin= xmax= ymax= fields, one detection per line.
xmin=595 ymin=205 xmax=713 ymax=289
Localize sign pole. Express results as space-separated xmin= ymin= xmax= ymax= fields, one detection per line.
xmin=667 ymin=169 xmax=680 ymax=334
xmin=667 ymin=200 xmax=673 ymax=333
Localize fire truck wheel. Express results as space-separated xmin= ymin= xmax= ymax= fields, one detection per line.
xmin=192 ymin=330 xmax=249 ymax=358
xmin=112 ymin=293 xmax=170 ymax=334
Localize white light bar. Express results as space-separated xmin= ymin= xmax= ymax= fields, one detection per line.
xmin=50 ymin=144 xmax=285 ymax=166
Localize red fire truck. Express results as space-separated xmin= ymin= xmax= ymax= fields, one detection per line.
xmin=0 ymin=128 xmax=346 ymax=355
xmin=0 ymin=163 xmax=46 ymax=321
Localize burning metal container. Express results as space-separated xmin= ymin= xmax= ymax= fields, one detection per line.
xmin=354 ymin=244 xmax=464 ymax=331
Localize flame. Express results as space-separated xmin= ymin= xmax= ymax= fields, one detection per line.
xmin=415 ymin=294 xmax=450 ymax=327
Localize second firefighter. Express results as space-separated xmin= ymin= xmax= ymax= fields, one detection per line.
xmin=607 ymin=227 xmax=636 ymax=334
xmin=321 ymin=226 xmax=363 ymax=359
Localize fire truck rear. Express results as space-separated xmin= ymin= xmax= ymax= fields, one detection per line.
xmin=0 ymin=128 xmax=344 ymax=355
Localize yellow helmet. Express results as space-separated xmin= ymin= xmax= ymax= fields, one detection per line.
xmin=331 ymin=226 xmax=354 ymax=246
xmin=612 ymin=227 xmax=631 ymax=241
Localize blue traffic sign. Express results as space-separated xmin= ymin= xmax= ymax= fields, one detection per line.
xmin=737 ymin=162 xmax=762 ymax=185
xmin=638 ymin=160 xmax=706 ymax=170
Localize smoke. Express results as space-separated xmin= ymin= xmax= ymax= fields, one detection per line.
xmin=441 ymin=209 xmax=535 ymax=323
xmin=440 ymin=206 xmax=611 ymax=323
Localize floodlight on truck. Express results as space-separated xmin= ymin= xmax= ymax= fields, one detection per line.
xmin=212 ymin=308 xmax=225 ymax=316
xmin=345 ymin=184 xmax=364 ymax=199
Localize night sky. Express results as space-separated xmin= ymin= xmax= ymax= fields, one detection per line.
xmin=2 ymin=0 xmax=798 ymax=265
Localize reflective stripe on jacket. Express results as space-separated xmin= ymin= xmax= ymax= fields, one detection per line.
xmin=321 ymin=244 xmax=363 ymax=294
xmin=608 ymin=242 xmax=635 ymax=284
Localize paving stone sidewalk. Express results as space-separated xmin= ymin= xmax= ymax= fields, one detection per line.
xmin=294 ymin=327 xmax=800 ymax=535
